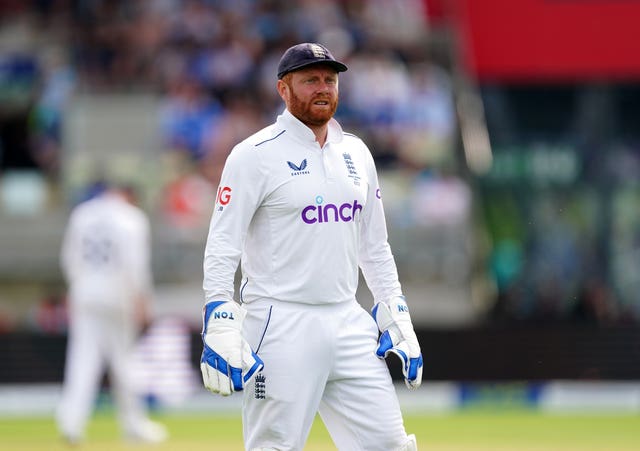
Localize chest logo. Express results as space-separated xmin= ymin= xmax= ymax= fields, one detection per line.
xmin=301 ymin=197 xmax=363 ymax=224
xmin=287 ymin=159 xmax=310 ymax=176
xmin=342 ymin=153 xmax=361 ymax=186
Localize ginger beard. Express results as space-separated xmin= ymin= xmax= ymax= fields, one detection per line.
xmin=285 ymin=80 xmax=338 ymax=127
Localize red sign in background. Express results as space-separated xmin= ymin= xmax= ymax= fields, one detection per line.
xmin=448 ymin=0 xmax=640 ymax=82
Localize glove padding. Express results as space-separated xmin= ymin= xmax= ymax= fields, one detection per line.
xmin=372 ymin=296 xmax=423 ymax=390
xmin=200 ymin=301 xmax=264 ymax=396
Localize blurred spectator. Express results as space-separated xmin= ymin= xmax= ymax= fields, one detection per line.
xmin=360 ymin=0 xmax=429 ymax=46
xmin=393 ymin=61 xmax=456 ymax=169
xmin=161 ymin=156 xmax=215 ymax=234
xmin=572 ymin=278 xmax=620 ymax=325
xmin=0 ymin=307 xmax=16 ymax=334
xmin=290 ymin=0 xmax=347 ymax=42
xmin=26 ymin=292 xmax=68 ymax=334
xmin=0 ymin=40 xmax=40 ymax=172
xmin=410 ymin=169 xmax=470 ymax=227
xmin=527 ymin=197 xmax=582 ymax=321
xmin=200 ymin=89 xmax=265 ymax=184
xmin=158 ymin=76 xmax=222 ymax=161
xmin=29 ymin=46 xmax=75 ymax=177
xmin=342 ymin=48 xmax=411 ymax=127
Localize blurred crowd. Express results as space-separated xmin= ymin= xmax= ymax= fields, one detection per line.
xmin=0 ymin=0 xmax=456 ymax=183
xmin=0 ymin=0 xmax=469 ymax=332
xmin=2 ymin=0 xmax=638 ymax=330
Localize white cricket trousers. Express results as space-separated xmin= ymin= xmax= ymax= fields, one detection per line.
xmin=56 ymin=307 xmax=147 ymax=439
xmin=242 ymin=298 xmax=410 ymax=451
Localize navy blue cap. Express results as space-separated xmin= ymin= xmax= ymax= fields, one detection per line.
xmin=277 ymin=43 xmax=348 ymax=79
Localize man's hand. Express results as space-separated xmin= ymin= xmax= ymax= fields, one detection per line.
xmin=372 ymin=296 xmax=423 ymax=389
xmin=200 ymin=301 xmax=264 ymax=396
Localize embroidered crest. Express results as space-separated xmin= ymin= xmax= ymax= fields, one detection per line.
xmin=342 ymin=153 xmax=361 ymax=186
xmin=309 ymin=44 xmax=327 ymax=58
xmin=254 ymin=373 xmax=266 ymax=400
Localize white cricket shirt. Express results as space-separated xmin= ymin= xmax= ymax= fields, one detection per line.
xmin=203 ymin=109 xmax=402 ymax=305
xmin=61 ymin=192 xmax=153 ymax=314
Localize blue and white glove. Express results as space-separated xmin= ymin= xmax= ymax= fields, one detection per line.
xmin=372 ymin=296 xmax=423 ymax=390
xmin=200 ymin=301 xmax=264 ymax=396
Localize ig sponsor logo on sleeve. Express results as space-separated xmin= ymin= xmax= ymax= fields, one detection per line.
xmin=216 ymin=186 xmax=232 ymax=211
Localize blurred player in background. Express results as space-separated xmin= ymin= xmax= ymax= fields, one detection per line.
xmin=200 ymin=43 xmax=423 ymax=450
xmin=56 ymin=182 xmax=167 ymax=445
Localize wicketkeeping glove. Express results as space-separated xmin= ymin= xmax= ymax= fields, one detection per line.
xmin=200 ymin=301 xmax=264 ymax=396
xmin=372 ymin=296 xmax=423 ymax=389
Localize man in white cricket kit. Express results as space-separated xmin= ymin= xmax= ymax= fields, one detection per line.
xmin=201 ymin=43 xmax=423 ymax=451
xmin=57 ymin=183 xmax=167 ymax=444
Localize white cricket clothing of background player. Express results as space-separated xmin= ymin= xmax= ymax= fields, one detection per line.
xmin=202 ymin=43 xmax=420 ymax=451
xmin=57 ymin=190 xmax=166 ymax=443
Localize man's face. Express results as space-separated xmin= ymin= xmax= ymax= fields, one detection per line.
xmin=279 ymin=65 xmax=339 ymax=127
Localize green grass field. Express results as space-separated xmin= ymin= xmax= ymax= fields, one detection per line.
xmin=1 ymin=410 xmax=639 ymax=450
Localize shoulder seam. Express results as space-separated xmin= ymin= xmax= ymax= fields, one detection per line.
xmin=343 ymin=132 xmax=364 ymax=143
xmin=255 ymin=129 xmax=286 ymax=147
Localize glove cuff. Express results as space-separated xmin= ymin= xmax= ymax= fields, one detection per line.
xmin=376 ymin=295 xmax=406 ymax=307
xmin=373 ymin=296 xmax=410 ymax=323
xmin=202 ymin=301 xmax=245 ymax=338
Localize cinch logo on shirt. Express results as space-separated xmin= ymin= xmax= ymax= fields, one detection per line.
xmin=301 ymin=195 xmax=363 ymax=224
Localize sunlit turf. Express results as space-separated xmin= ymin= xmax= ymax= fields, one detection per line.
xmin=1 ymin=409 xmax=639 ymax=450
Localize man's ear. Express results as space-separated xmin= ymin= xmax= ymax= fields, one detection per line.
xmin=277 ymin=79 xmax=289 ymax=101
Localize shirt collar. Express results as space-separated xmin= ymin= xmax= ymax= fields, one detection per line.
xmin=277 ymin=108 xmax=344 ymax=145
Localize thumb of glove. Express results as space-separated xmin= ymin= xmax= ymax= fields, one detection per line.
xmin=388 ymin=340 xmax=423 ymax=390
xmin=241 ymin=341 xmax=264 ymax=386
